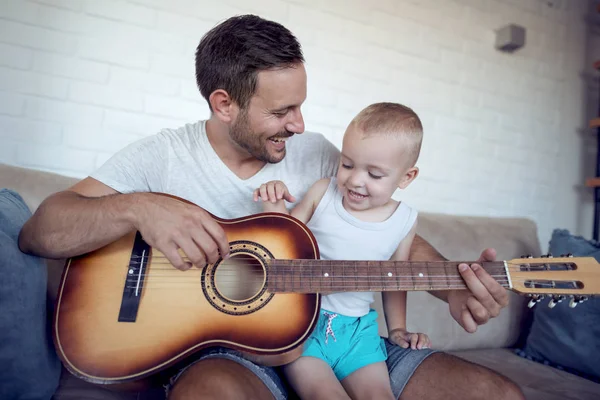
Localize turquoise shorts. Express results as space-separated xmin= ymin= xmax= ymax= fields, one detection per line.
xmin=302 ymin=308 xmax=387 ymax=381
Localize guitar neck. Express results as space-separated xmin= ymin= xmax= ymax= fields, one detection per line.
xmin=267 ymin=260 xmax=508 ymax=293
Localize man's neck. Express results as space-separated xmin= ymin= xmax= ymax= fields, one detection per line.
xmin=205 ymin=118 xmax=266 ymax=180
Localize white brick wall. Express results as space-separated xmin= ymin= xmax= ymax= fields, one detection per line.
xmin=0 ymin=0 xmax=595 ymax=248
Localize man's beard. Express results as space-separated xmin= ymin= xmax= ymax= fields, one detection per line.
xmin=229 ymin=110 xmax=291 ymax=164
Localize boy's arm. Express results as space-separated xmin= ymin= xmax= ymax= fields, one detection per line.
xmin=289 ymin=178 xmax=330 ymax=224
xmin=382 ymin=220 xmax=417 ymax=334
xmin=254 ymin=178 xmax=330 ymax=225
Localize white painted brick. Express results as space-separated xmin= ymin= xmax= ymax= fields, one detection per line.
xmin=123 ymin=0 xmax=165 ymax=9
xmin=305 ymin=86 xmax=337 ymax=109
xmin=288 ymin=4 xmax=344 ymax=35
xmin=185 ymin=1 xmax=254 ymax=22
xmin=319 ymin=0 xmax=371 ymax=24
xmin=144 ymin=95 xmax=209 ymax=120
xmin=222 ymin=0 xmax=289 ymax=23
xmin=156 ymin=11 xmax=216 ymax=39
xmin=78 ymin=37 xmax=150 ymax=69
xmin=83 ymin=0 xmax=157 ymax=27
xmin=0 ymin=20 xmax=77 ymax=54
xmin=0 ymin=0 xmax=591 ymax=246
xmin=95 ymin=151 xmax=114 ymax=169
xmin=17 ymin=144 xmax=96 ymax=173
xmin=332 ymin=53 xmax=390 ymax=83
xmin=434 ymin=115 xmax=480 ymax=139
xmin=0 ymin=67 xmax=69 ymax=99
xmin=0 ymin=116 xmax=62 ymax=144
xmin=110 ymin=67 xmax=180 ymax=96
xmin=370 ymin=11 xmax=424 ymax=41
xmin=68 ymin=81 xmax=144 ymax=111
xmin=30 ymin=0 xmax=83 ymax=11
xmin=0 ymin=43 xmax=33 ymax=69
xmin=0 ymin=93 xmax=25 ymax=116
xmin=32 ymin=52 xmax=109 ymax=83
xmin=303 ymin=47 xmax=339 ymax=74
xmin=77 ymin=15 xmax=188 ymax=56
xmin=104 ymin=109 xmax=188 ymax=135
xmin=150 ymin=53 xmax=195 ymax=79
xmin=25 ymin=97 xmax=103 ymax=125
xmin=63 ymin=125 xmax=142 ymax=152
xmin=0 ymin=0 xmax=40 ymax=24
xmin=456 ymin=103 xmax=501 ymax=125
xmin=133 ymin=0 xmax=239 ymax=22
xmin=0 ymin=140 xmax=18 ymax=165
xmin=180 ymin=80 xmax=203 ymax=102
xmin=420 ymin=26 xmax=465 ymax=53
xmin=280 ymin=0 xmax=321 ymax=7
xmin=36 ymin=3 xmax=84 ymax=33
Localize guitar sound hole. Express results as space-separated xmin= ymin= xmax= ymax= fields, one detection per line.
xmin=213 ymin=254 xmax=265 ymax=302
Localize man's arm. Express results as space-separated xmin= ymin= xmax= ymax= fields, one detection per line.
xmin=408 ymin=235 xmax=449 ymax=301
xmin=18 ymin=177 xmax=230 ymax=270
xmin=409 ymin=234 xmax=509 ymax=333
xmin=19 ymin=178 xmax=132 ymax=258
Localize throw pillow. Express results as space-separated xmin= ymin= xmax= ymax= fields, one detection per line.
xmin=0 ymin=189 xmax=61 ymax=400
xmin=518 ymin=229 xmax=600 ymax=382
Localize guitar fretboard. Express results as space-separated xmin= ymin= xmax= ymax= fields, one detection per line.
xmin=266 ymin=260 xmax=508 ymax=293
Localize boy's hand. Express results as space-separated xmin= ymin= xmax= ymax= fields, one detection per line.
xmin=388 ymin=328 xmax=431 ymax=350
xmin=253 ymin=180 xmax=296 ymax=203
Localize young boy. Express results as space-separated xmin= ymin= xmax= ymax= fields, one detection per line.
xmin=253 ymin=102 xmax=431 ymax=399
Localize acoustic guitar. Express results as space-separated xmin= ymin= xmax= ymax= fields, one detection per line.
xmin=53 ymin=195 xmax=600 ymax=385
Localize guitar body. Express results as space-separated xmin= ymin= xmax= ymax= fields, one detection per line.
xmin=53 ymin=212 xmax=320 ymax=384
xmin=53 ymin=194 xmax=600 ymax=386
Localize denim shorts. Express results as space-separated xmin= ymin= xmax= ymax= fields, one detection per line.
xmin=166 ymin=338 xmax=435 ymax=399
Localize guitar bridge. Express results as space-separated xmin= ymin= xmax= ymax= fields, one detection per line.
xmin=118 ymin=231 xmax=150 ymax=322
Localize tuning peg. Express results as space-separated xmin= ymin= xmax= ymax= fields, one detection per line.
xmin=548 ymin=295 xmax=565 ymax=308
xmin=568 ymin=295 xmax=588 ymax=308
xmin=527 ymin=294 xmax=545 ymax=308
xmin=569 ymin=296 xmax=581 ymax=308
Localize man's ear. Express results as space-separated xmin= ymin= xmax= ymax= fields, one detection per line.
xmin=209 ymin=89 xmax=237 ymax=123
xmin=398 ymin=166 xmax=419 ymax=189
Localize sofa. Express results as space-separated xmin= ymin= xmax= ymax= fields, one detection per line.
xmin=1 ymin=162 xmax=599 ymax=400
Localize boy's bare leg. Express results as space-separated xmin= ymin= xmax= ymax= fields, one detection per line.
xmin=399 ymin=353 xmax=525 ymax=400
xmin=341 ymin=361 xmax=395 ymax=400
xmin=284 ymin=357 xmax=350 ymax=400
xmin=168 ymin=358 xmax=275 ymax=400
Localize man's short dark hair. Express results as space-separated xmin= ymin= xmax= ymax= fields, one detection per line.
xmin=195 ymin=15 xmax=304 ymax=111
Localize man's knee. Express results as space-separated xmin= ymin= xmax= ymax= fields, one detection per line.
xmin=469 ymin=361 xmax=524 ymax=400
xmin=168 ymin=358 xmax=274 ymax=400
xmin=493 ymin=375 xmax=525 ymax=400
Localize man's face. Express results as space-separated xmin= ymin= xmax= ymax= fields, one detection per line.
xmin=229 ymin=63 xmax=307 ymax=163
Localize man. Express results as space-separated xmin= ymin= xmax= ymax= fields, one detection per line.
xmin=19 ymin=15 xmax=523 ymax=400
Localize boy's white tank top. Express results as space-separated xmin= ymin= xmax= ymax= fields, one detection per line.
xmin=307 ymin=178 xmax=418 ymax=317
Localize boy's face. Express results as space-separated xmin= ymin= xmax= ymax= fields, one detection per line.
xmin=228 ymin=63 xmax=307 ymax=163
xmin=336 ymin=125 xmax=418 ymax=212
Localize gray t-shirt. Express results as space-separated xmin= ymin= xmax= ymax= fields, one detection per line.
xmin=91 ymin=120 xmax=340 ymax=219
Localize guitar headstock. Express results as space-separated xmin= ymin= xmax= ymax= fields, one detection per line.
xmin=505 ymin=254 xmax=599 ymax=309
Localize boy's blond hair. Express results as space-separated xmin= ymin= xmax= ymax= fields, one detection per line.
xmin=350 ymin=102 xmax=423 ymax=167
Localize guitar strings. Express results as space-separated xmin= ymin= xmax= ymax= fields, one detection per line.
xmin=99 ymin=255 xmax=581 ymax=290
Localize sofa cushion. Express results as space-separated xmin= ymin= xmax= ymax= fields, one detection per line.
xmin=0 ymin=188 xmax=61 ymax=399
xmin=451 ymin=348 xmax=600 ymax=400
xmin=383 ymin=213 xmax=541 ymax=351
xmin=520 ymin=229 xmax=600 ymax=382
